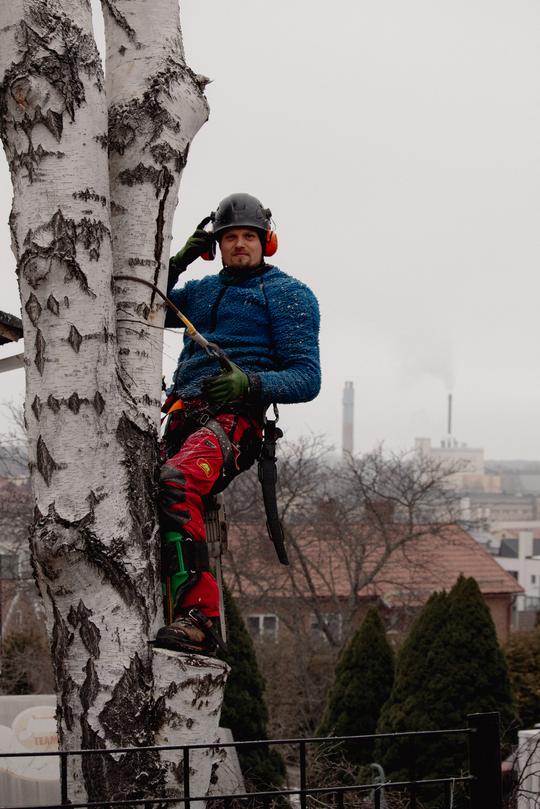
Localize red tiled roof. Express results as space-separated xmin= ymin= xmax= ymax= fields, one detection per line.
xmin=224 ymin=522 xmax=523 ymax=605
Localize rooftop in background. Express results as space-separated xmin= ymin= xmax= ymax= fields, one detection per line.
xmin=226 ymin=523 xmax=523 ymax=604
xmin=0 ymin=311 xmax=23 ymax=345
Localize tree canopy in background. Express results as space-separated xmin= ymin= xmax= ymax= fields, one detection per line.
xmin=505 ymin=627 xmax=540 ymax=730
xmin=219 ymin=586 xmax=285 ymax=790
xmin=376 ymin=576 xmax=516 ymax=787
xmin=317 ymin=607 xmax=394 ymax=765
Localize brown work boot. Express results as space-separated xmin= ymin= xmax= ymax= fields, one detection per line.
xmin=154 ymin=608 xmax=226 ymax=656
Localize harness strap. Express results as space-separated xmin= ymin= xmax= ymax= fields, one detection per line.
xmin=161 ymin=538 xmax=210 ymax=577
xmin=204 ymin=417 xmax=238 ymax=480
xmin=258 ymin=417 xmax=289 ymax=565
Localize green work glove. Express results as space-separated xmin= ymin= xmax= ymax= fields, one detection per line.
xmin=203 ymin=361 xmax=249 ymax=404
xmin=168 ymin=222 xmax=214 ymax=289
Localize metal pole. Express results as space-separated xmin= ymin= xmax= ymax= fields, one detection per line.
xmin=60 ymin=752 xmax=68 ymax=805
xmin=408 ymin=735 xmax=417 ymax=809
xmin=299 ymin=740 xmax=307 ymax=809
xmin=467 ymin=712 xmax=502 ymax=809
xmin=183 ymin=747 xmax=190 ymax=809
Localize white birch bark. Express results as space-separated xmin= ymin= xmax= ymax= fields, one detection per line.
xmin=0 ymin=1 xmax=226 ymax=804
xmin=102 ymin=0 xmax=209 ymax=426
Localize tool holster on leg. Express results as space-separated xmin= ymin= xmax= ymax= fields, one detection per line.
xmin=161 ymin=530 xmax=210 ymax=625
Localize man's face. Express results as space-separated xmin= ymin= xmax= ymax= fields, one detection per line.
xmin=219 ymin=227 xmax=263 ymax=269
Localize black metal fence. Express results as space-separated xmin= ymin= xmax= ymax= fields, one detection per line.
xmin=0 ymin=712 xmax=502 ymax=809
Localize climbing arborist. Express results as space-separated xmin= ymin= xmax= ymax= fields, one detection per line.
xmin=154 ymin=192 xmax=321 ymax=654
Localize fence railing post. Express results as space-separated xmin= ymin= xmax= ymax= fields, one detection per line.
xmin=60 ymin=751 xmax=68 ymax=805
xmin=299 ymin=739 xmax=307 ymax=809
xmin=467 ymin=712 xmax=502 ymax=809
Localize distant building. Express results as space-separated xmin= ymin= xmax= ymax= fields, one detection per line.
xmin=414 ymin=436 xmax=501 ymax=493
xmin=342 ymin=381 xmax=354 ymax=458
xmin=226 ymin=523 xmax=522 ymax=644
xmin=0 ymin=311 xmax=23 ymax=346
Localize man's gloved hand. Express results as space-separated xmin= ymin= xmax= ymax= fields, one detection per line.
xmin=202 ymin=361 xmax=249 ymax=404
xmin=168 ymin=220 xmax=214 ymax=289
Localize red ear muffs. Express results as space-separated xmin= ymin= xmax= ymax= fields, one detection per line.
xmin=201 ymin=242 xmax=216 ymax=261
xmin=264 ymin=230 xmax=278 ymax=257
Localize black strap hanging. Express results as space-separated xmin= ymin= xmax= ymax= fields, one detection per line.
xmin=258 ymin=405 xmax=289 ymax=565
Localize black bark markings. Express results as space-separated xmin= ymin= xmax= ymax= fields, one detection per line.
xmin=94 ymin=391 xmax=105 ymax=415
xmin=31 ymin=395 xmax=42 ymax=421
xmin=99 ymin=653 xmax=165 ymax=745
xmin=68 ymin=392 xmax=81 ymax=414
xmin=80 ymin=658 xmax=100 ymax=713
xmin=181 ymin=671 xmax=228 ymax=714
xmin=110 ymin=200 xmax=127 ymax=216
xmin=116 ymin=413 xmax=160 ymax=627
xmin=47 ymin=394 xmax=61 ymax=413
xmin=152 ymin=166 xmax=173 ymax=298
xmin=128 ymin=257 xmax=154 ymax=267
xmin=20 ymin=209 xmax=107 ymax=296
xmin=36 ymin=435 xmax=58 ymax=485
xmin=150 ymin=141 xmax=188 ymax=172
xmin=25 ymin=292 xmax=42 ymax=326
xmin=46 ymin=294 xmax=59 ymax=315
xmin=107 ymin=56 xmax=202 ymax=163
xmin=32 ymin=500 xmax=149 ymax=628
xmin=73 ymin=188 xmax=107 ymax=207
xmin=116 ymin=413 xmax=159 ymax=555
xmin=48 ymin=589 xmax=76 ymax=732
xmin=38 ymin=391 xmax=106 ymax=416
xmin=68 ymin=324 xmax=83 ymax=353
xmin=34 ymin=328 xmax=46 ymax=374
xmin=118 ymin=162 xmax=171 ymax=192
xmin=8 ymin=143 xmax=65 ymax=183
xmin=68 ymin=600 xmax=101 ymax=659
xmin=101 ymin=0 xmax=139 ymax=46
xmin=0 ymin=12 xmax=103 ymax=181
xmin=84 ymin=532 xmax=148 ymax=620
xmin=79 ymin=217 xmax=110 ymax=261
xmin=81 ymin=714 xmax=165 ymax=804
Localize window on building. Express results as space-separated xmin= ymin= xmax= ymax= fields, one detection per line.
xmin=499 ymin=539 xmax=518 ymax=559
xmin=246 ymin=614 xmax=278 ymax=641
xmin=310 ymin=612 xmax=343 ymax=643
xmin=508 ymin=570 xmax=519 ymax=580
xmin=532 ymin=575 xmax=537 ymax=585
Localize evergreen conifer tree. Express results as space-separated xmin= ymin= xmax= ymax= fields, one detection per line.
xmin=505 ymin=627 xmax=540 ymax=729
xmin=317 ymin=607 xmax=394 ymax=765
xmin=376 ymin=577 xmax=516 ymax=793
xmin=219 ymin=586 xmax=285 ymax=790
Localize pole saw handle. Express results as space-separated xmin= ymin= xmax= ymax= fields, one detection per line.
xmin=206 ymin=341 xmax=234 ymax=372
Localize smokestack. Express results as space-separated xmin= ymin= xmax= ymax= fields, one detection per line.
xmin=447 ymin=393 xmax=453 ymax=446
xmin=342 ymin=381 xmax=354 ymax=458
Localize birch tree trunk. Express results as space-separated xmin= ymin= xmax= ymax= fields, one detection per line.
xmin=102 ymin=0 xmax=209 ymax=425
xmin=0 ymin=1 xmax=226 ymax=804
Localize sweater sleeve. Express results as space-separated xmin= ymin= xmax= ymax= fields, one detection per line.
xmin=251 ymin=274 xmax=321 ymax=405
xmin=164 ymin=283 xmax=188 ymax=328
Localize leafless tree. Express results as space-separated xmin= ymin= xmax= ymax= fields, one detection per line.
xmin=224 ymin=439 xmax=462 ymax=734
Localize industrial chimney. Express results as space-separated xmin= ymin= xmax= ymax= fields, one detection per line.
xmin=342 ymin=381 xmax=354 ymax=458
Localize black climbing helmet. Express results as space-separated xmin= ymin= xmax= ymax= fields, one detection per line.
xmin=212 ymin=193 xmax=272 ymax=239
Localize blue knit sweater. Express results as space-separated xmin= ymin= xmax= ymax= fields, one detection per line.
xmin=167 ymin=265 xmax=321 ymax=406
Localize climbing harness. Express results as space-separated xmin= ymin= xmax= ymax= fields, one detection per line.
xmin=114 ymin=273 xmax=289 ymax=565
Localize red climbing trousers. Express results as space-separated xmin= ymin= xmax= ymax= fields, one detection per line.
xmin=159 ymin=402 xmax=263 ymax=618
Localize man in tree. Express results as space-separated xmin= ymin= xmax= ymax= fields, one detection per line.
xmin=155 ymin=192 xmax=321 ymax=654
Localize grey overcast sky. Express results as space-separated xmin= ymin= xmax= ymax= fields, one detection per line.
xmin=1 ymin=0 xmax=540 ymax=458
